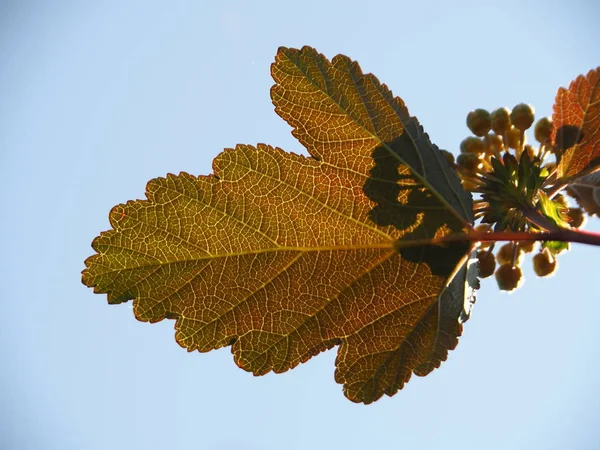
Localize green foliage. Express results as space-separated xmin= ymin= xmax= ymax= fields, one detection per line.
xmin=537 ymin=191 xmax=570 ymax=228
xmin=455 ymin=65 xmax=599 ymax=291
xmin=82 ymin=46 xmax=600 ymax=403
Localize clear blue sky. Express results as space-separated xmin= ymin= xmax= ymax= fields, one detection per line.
xmin=1 ymin=1 xmax=599 ymax=449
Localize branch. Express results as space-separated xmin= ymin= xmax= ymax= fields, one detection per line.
xmin=443 ymin=228 xmax=600 ymax=246
xmin=395 ymin=227 xmax=600 ymax=250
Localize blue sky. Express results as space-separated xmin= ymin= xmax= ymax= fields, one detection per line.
xmin=1 ymin=1 xmax=599 ymax=449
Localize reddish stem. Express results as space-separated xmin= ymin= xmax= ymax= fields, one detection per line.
xmin=438 ymin=228 xmax=600 ymax=247
xmin=394 ymin=227 xmax=600 ymax=252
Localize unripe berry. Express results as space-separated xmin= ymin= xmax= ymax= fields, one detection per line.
xmin=477 ymin=250 xmax=496 ymax=278
xmin=519 ymin=240 xmax=536 ymax=253
xmin=567 ymin=207 xmax=585 ymax=228
xmin=439 ymin=149 xmax=455 ymax=164
xmin=506 ymin=126 xmax=521 ymax=149
xmin=495 ymin=264 xmax=523 ymax=291
xmin=510 ymin=103 xmax=535 ymax=131
xmin=534 ymin=117 xmax=553 ymax=144
xmin=467 ymin=108 xmax=492 ymax=137
xmin=484 ymin=133 xmax=504 ymax=152
xmin=457 ymin=153 xmax=481 ymax=172
xmin=491 ymin=107 xmax=511 ymax=135
xmin=496 ymin=242 xmax=523 ymax=265
xmin=475 ymin=223 xmax=492 ymax=249
xmin=460 ymin=136 xmax=485 ymax=154
xmin=532 ymin=248 xmax=557 ymax=277
xmin=475 ymin=223 xmax=492 ymax=232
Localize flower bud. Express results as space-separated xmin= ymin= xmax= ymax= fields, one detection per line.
xmin=475 ymin=223 xmax=492 ymax=232
xmin=475 ymin=223 xmax=492 ymax=249
xmin=506 ymin=126 xmax=521 ymax=149
xmin=477 ymin=250 xmax=496 ymax=278
xmin=534 ymin=117 xmax=553 ymax=144
xmin=519 ymin=240 xmax=536 ymax=253
xmin=491 ymin=107 xmax=511 ymax=135
xmin=457 ymin=153 xmax=482 ymax=172
xmin=484 ymin=133 xmax=504 ymax=152
xmin=460 ymin=137 xmax=485 ymax=154
xmin=467 ymin=108 xmax=492 ymax=137
xmin=510 ymin=103 xmax=535 ymax=131
xmin=496 ymin=242 xmax=523 ymax=265
xmin=532 ymin=248 xmax=557 ymax=277
xmin=495 ymin=263 xmax=523 ymax=291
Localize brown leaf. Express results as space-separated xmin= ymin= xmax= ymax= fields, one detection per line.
xmin=553 ymin=67 xmax=600 ymax=178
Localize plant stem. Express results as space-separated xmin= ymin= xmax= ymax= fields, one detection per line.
xmin=440 ymin=228 xmax=600 ymax=247
xmin=394 ymin=227 xmax=600 ymax=251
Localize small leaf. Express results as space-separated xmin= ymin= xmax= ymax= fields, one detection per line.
xmin=83 ymin=46 xmax=475 ymax=404
xmin=537 ymin=191 xmax=569 ymax=228
xmin=553 ymin=67 xmax=600 ymax=178
xmin=542 ymin=240 xmax=570 ymax=254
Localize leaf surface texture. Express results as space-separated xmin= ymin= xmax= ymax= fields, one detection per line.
xmin=553 ymin=67 xmax=600 ymax=178
xmin=83 ymin=46 xmax=475 ymax=403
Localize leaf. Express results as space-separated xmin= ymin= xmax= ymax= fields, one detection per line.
xmin=567 ymin=171 xmax=600 ymax=216
xmin=82 ymin=46 xmax=476 ymax=404
xmin=537 ymin=191 xmax=570 ymax=228
xmin=542 ymin=240 xmax=570 ymax=254
xmin=553 ymin=67 xmax=600 ymax=178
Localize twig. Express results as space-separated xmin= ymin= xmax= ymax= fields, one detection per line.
xmin=394 ymin=227 xmax=600 ymax=250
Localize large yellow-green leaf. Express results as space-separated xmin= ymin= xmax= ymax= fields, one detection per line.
xmin=83 ymin=46 xmax=475 ymax=404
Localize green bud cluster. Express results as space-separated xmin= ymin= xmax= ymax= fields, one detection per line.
xmin=457 ymin=104 xmax=588 ymax=291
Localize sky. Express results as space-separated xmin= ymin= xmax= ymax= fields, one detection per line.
xmin=1 ymin=1 xmax=599 ymax=449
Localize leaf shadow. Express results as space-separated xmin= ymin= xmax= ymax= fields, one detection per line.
xmin=555 ymin=124 xmax=583 ymax=153
xmin=363 ymin=136 xmax=467 ymax=277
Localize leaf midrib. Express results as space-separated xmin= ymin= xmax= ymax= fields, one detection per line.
xmin=93 ymin=241 xmax=395 ymax=275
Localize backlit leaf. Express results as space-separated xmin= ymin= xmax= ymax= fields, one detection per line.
xmin=567 ymin=171 xmax=600 ymax=216
xmin=82 ymin=46 xmax=476 ymax=404
xmin=553 ymin=67 xmax=600 ymax=178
